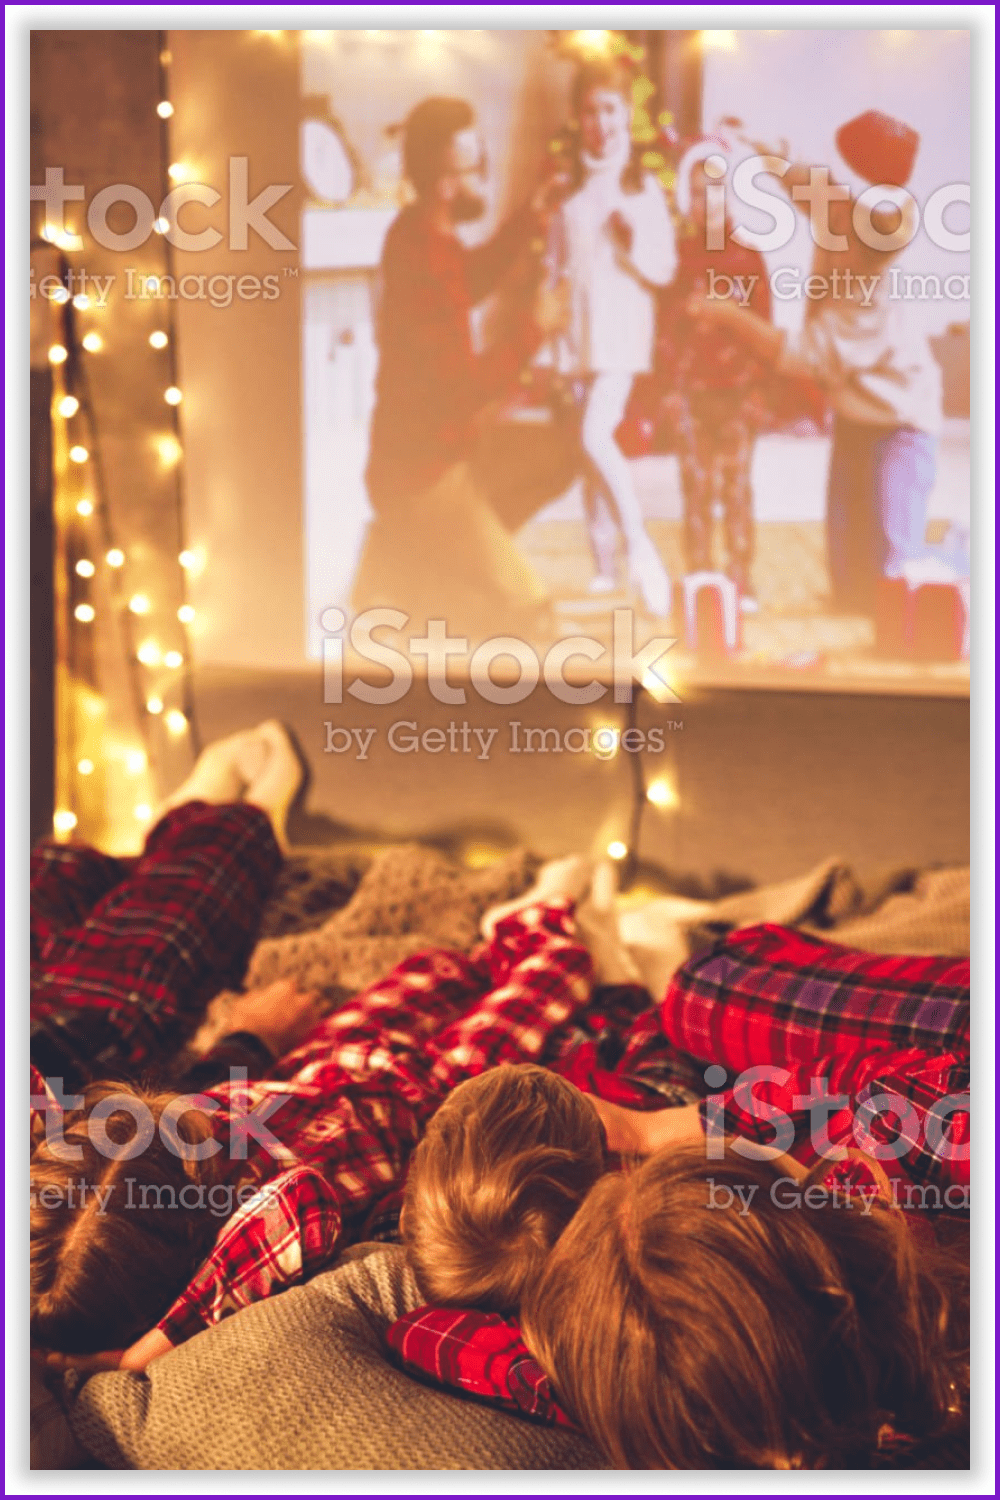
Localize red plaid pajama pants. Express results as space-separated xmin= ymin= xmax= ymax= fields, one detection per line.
xmin=30 ymin=801 xmax=282 ymax=1083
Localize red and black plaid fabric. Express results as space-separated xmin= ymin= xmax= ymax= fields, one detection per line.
xmin=155 ymin=900 xmax=593 ymax=1344
xmin=365 ymin=202 xmax=541 ymax=511
xmin=648 ymin=923 xmax=970 ymax=1189
xmin=387 ymin=1305 xmax=576 ymax=1430
xmin=30 ymin=803 xmax=282 ymax=1084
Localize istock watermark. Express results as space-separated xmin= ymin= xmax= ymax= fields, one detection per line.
xmin=319 ymin=607 xmax=680 ymax=707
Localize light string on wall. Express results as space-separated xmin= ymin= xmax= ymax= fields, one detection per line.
xmin=40 ymin=28 xmax=202 ymax=847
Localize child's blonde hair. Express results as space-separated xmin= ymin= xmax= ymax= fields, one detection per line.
xmin=521 ymin=1144 xmax=969 ymax=1469
xmin=402 ymin=1064 xmax=605 ymax=1313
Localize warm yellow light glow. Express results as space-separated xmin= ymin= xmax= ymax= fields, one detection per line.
xmin=159 ymin=48 xmax=172 ymax=65
xmin=165 ymin=709 xmax=188 ymax=734
xmin=157 ymin=100 xmax=175 ymax=118
xmin=572 ymin=29 xmax=612 ymax=55
xmin=701 ymin=29 xmax=737 ymax=51
xmin=75 ymin=558 xmax=96 ymax=578
xmin=126 ymin=749 xmax=147 ymax=774
xmin=149 ymin=330 xmax=169 ymax=350
xmin=134 ymin=803 xmax=153 ymax=822
xmin=48 ymin=344 xmax=68 ymax=365
xmin=164 ymin=386 xmax=182 ymax=406
xmin=53 ymin=809 xmax=78 ymax=834
xmin=59 ymin=395 xmax=80 ymax=418
xmin=82 ymin=332 xmax=103 ymax=353
xmin=69 ymin=444 xmax=89 ymax=464
xmin=164 ymin=650 xmax=184 ymax=669
xmin=606 ymin=840 xmax=629 ymax=861
xmin=72 ymin=293 xmax=91 ymax=310
xmin=153 ymin=216 xmax=171 ymax=235
xmin=146 ymin=696 xmax=164 ymax=716
xmin=177 ymin=604 xmax=196 ymax=624
xmin=77 ymin=758 xmax=95 ymax=776
xmin=158 ymin=435 xmax=182 ymax=464
xmin=137 ymin=640 xmax=162 ymax=667
xmin=178 ymin=549 xmax=198 ymax=570
xmin=75 ymin=498 xmax=94 ymax=517
xmin=646 ymin=777 xmax=680 ymax=810
xmin=144 ymin=276 xmax=161 ymax=295
xmin=74 ymin=603 xmax=96 ymax=623
xmin=129 ymin=594 xmax=151 ymax=615
xmin=167 ymin=162 xmax=190 ymax=183
xmin=50 ymin=286 xmax=71 ymax=305
xmin=105 ymin=548 xmax=125 ymax=568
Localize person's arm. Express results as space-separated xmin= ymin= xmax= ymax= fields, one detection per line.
xmin=172 ymin=981 xmax=325 ymax=1090
xmin=607 ymin=178 xmax=678 ymax=291
xmin=464 ymin=205 xmax=539 ymax=304
xmin=686 ymin=293 xmax=789 ymax=365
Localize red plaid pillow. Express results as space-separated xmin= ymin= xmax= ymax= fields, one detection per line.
xmin=386 ymin=1306 xmax=577 ymax=1429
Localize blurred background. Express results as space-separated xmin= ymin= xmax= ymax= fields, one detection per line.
xmin=30 ymin=26 xmax=970 ymax=884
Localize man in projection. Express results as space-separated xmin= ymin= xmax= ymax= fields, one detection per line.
xmin=355 ymin=96 xmax=572 ymax=640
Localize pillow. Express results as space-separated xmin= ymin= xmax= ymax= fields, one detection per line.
xmin=64 ymin=1244 xmax=610 ymax=1471
xmin=387 ymin=1306 xmax=574 ymax=1429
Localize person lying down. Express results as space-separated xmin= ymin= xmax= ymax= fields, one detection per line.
xmin=29 ymin=729 xmax=969 ymax=1466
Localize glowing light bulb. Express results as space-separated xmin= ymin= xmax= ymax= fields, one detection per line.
xmin=164 ymin=650 xmax=184 ymax=669
xmin=77 ymin=758 xmax=95 ymax=776
xmin=75 ymin=558 xmax=96 ymax=578
xmin=157 ymin=100 xmax=174 ymax=118
xmin=48 ymin=344 xmax=68 ymax=365
xmin=149 ymin=330 xmax=169 ymax=349
xmin=59 ymin=395 xmax=80 ymax=418
xmin=167 ymin=162 xmax=190 ymax=183
xmin=134 ymin=803 xmax=153 ymax=822
xmin=74 ymin=603 xmax=96 ymax=623
xmin=177 ymin=604 xmax=195 ymax=624
xmin=129 ymin=594 xmax=151 ymax=615
xmin=153 ymin=216 xmax=170 ymax=235
xmin=72 ymin=292 xmax=91 ymax=310
xmin=146 ymin=696 xmax=164 ymax=716
xmin=157 ymin=435 xmax=182 ymax=464
xmin=53 ymin=809 xmax=78 ymax=834
xmin=76 ymin=498 xmax=94 ymax=517
xmin=164 ymin=386 xmax=182 ymax=406
xmin=82 ymin=332 xmax=103 ymax=353
xmin=701 ymin=29 xmax=737 ymax=51
xmin=606 ymin=840 xmax=628 ymax=861
xmin=50 ymin=286 xmax=71 ymax=305
xmin=165 ymin=709 xmax=188 ymax=734
xmin=646 ymin=778 xmax=679 ymax=810
xmin=105 ymin=548 xmax=125 ymax=568
xmin=178 ymin=549 xmax=197 ymax=570
xmin=137 ymin=640 xmax=162 ymax=666
xmin=159 ymin=48 xmax=172 ymax=65
xmin=144 ymin=276 xmax=161 ymax=295
xmin=126 ymin=749 xmax=147 ymax=774
xmin=69 ymin=444 xmax=89 ymax=463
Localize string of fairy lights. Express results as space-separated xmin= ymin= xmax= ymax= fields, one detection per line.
xmin=40 ymin=31 xmax=200 ymax=846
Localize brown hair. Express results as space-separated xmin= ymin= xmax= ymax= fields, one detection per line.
xmin=570 ymin=58 xmax=643 ymax=195
xmin=31 ymin=1082 xmax=222 ymax=1353
xmin=400 ymin=96 xmax=475 ymax=196
xmin=402 ymin=1064 xmax=605 ymax=1313
xmin=522 ymin=1145 xmax=969 ymax=1469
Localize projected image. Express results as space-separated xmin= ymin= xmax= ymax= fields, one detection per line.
xmin=300 ymin=28 xmax=970 ymax=691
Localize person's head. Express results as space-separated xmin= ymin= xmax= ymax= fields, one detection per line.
xmin=522 ymin=1145 xmax=968 ymax=1469
xmin=402 ymin=1064 xmax=605 ymax=1313
xmin=31 ymin=1082 xmax=220 ymax=1353
xmin=572 ymin=59 xmax=633 ymax=163
xmin=675 ymin=140 xmax=729 ymax=235
xmin=401 ymin=96 xmax=487 ymax=223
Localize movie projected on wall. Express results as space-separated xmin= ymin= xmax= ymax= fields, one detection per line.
xmin=298 ymin=27 xmax=971 ymax=693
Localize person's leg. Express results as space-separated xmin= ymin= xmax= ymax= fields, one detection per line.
xmin=159 ymin=720 xmax=302 ymax=852
xmin=581 ymin=373 xmax=671 ymax=617
xmin=717 ymin=411 xmax=757 ymax=603
xmin=874 ymin=426 xmax=939 ymax=578
xmin=581 ymin=479 xmax=620 ymax=590
xmin=30 ymin=841 xmax=129 ymax=962
xmin=31 ymin=801 xmax=283 ymax=1080
xmin=675 ymin=396 xmax=713 ymax=575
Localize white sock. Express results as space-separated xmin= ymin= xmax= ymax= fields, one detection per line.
xmin=481 ymin=855 xmax=593 ymax=940
xmin=159 ymin=729 xmax=264 ymax=813
xmin=242 ymin=721 xmax=303 ymax=852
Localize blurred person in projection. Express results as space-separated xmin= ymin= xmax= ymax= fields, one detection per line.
xmin=545 ymin=55 xmax=677 ymax=615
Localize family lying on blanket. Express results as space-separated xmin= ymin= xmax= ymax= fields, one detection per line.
xmin=30 ymin=724 xmax=970 ymax=1470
